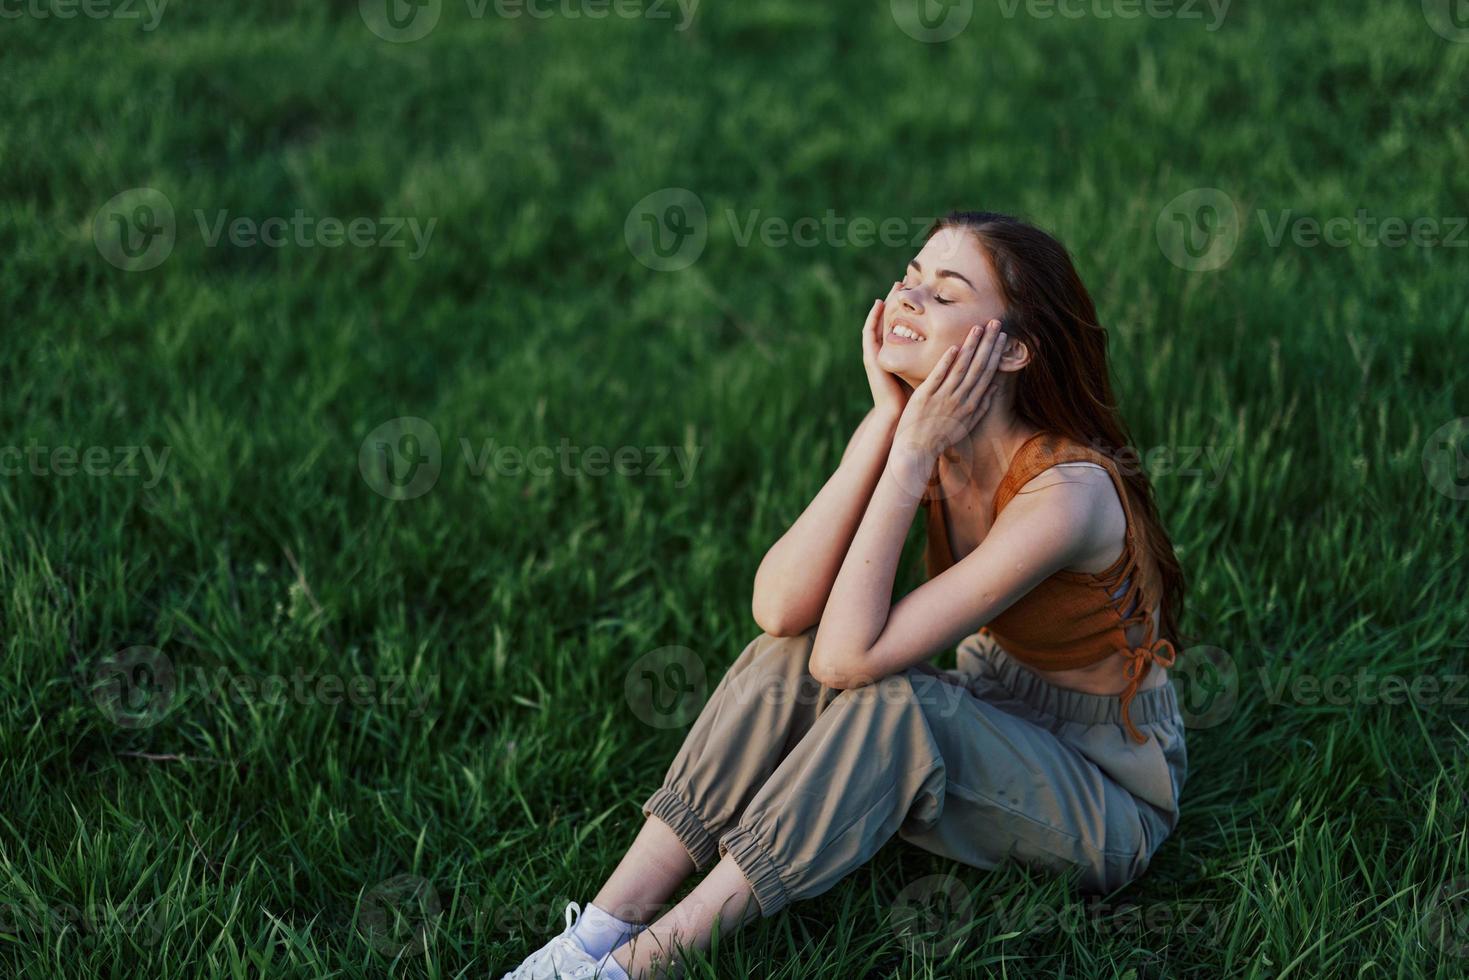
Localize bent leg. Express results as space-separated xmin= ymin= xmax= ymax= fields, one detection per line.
xmin=711 ymin=668 xmax=951 ymax=916
xmin=640 ymin=628 xmax=837 ymax=872
xmin=611 ymin=855 xmax=759 ymax=978
xmin=893 ymin=673 xmax=1162 ymax=896
xmin=713 ymin=667 xmax=1171 ymax=920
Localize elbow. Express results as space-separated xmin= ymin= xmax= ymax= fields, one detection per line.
xmin=751 ymin=596 xmax=811 ymax=639
xmin=756 ymin=615 xmax=810 ymax=639
xmin=808 ymin=644 xmax=870 ymax=690
xmin=809 ymin=662 xmax=851 ymax=689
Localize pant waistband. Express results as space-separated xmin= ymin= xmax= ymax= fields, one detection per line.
xmin=977 ymin=642 xmax=1181 ymax=730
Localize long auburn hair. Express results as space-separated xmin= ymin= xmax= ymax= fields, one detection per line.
xmin=927 ymin=210 xmax=1187 ymax=648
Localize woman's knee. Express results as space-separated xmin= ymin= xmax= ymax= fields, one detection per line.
xmin=828 ymin=669 xmax=962 ymax=717
xmin=736 ymin=627 xmax=818 ymax=676
xmin=717 ymin=628 xmax=823 ymax=707
xmin=824 ymin=671 xmax=931 ymax=721
xmin=762 ymin=625 xmax=818 ymax=653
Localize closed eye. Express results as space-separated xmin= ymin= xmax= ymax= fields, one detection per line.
xmin=901 ymin=275 xmax=950 ymax=302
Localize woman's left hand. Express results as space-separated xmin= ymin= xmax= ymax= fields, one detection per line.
xmin=892 ymin=319 xmax=1006 ymax=467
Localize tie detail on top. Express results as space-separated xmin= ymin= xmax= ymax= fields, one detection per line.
xmin=921 ymin=431 xmax=1177 ymax=744
xmin=1120 ymin=637 xmax=1177 ymax=742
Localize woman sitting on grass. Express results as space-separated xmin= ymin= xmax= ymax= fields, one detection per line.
xmin=501 ymin=211 xmax=1189 ymax=979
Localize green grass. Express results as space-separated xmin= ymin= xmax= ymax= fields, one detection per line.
xmin=2 ymin=0 xmax=1467 ymax=976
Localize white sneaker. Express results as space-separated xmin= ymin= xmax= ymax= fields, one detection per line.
xmin=499 ymin=902 xmax=620 ymax=979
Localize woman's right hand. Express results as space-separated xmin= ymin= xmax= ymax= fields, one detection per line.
xmin=862 ymin=286 xmax=911 ymax=421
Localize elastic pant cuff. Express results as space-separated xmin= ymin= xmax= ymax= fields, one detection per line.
xmin=643 ymin=787 xmax=720 ymax=871
xmin=717 ymin=825 xmax=790 ymax=918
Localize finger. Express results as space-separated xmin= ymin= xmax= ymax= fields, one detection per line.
xmin=984 ymin=329 xmax=1007 ymax=382
xmin=919 ymin=345 xmax=961 ymax=394
xmin=946 ymin=322 xmax=993 ymax=396
xmin=863 ymin=298 xmax=884 ymax=335
xmin=862 ymin=299 xmax=884 ymax=354
xmin=963 ymin=335 xmax=1005 ymax=415
xmin=976 ymin=326 xmax=1006 ymax=392
xmin=942 ymin=324 xmax=984 ymax=393
xmin=958 ymin=320 xmax=998 ymax=384
xmin=958 ymin=320 xmax=1003 ymax=398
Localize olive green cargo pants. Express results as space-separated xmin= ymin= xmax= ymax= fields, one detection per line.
xmin=641 ymin=628 xmax=1187 ymax=917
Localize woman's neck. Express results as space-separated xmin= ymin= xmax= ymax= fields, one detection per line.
xmin=935 ymin=403 xmax=1042 ymax=506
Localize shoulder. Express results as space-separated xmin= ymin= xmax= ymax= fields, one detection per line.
xmin=1013 ymin=458 xmax=1114 ymax=500
xmin=997 ymin=440 xmax=1127 ymax=559
xmin=1003 ymin=460 xmax=1119 ymax=530
xmin=1002 ymin=433 xmax=1117 ymax=506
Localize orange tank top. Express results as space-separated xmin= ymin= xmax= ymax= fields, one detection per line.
xmin=920 ymin=431 xmax=1176 ymax=743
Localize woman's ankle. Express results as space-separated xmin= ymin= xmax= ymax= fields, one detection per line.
xmin=570 ymin=901 xmax=648 ymax=960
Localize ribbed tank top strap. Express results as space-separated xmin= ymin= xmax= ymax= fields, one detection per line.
xmin=991 ymin=432 xmax=1115 ymax=520
xmin=992 ymin=433 xmax=1154 ymax=586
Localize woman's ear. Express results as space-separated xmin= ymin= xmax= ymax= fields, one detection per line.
xmin=997 ymin=333 xmax=1031 ymax=372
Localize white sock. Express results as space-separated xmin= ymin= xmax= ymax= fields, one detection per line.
xmin=570 ymin=902 xmax=646 ymax=961
xmin=594 ymin=951 xmax=631 ymax=980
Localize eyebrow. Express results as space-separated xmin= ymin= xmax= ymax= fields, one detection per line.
xmin=909 ymin=259 xmax=977 ymax=291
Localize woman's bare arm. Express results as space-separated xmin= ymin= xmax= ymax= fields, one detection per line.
xmin=751 ymin=405 xmax=903 ymax=636
xmin=752 ymin=291 xmax=917 ymax=635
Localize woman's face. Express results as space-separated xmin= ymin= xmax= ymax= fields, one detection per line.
xmin=878 ymin=226 xmax=1008 ymax=387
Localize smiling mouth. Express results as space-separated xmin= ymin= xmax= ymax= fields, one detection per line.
xmin=887 ymin=322 xmax=926 ymax=342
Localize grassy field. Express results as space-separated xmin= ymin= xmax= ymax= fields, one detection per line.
xmin=2 ymin=0 xmax=1467 ymax=976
